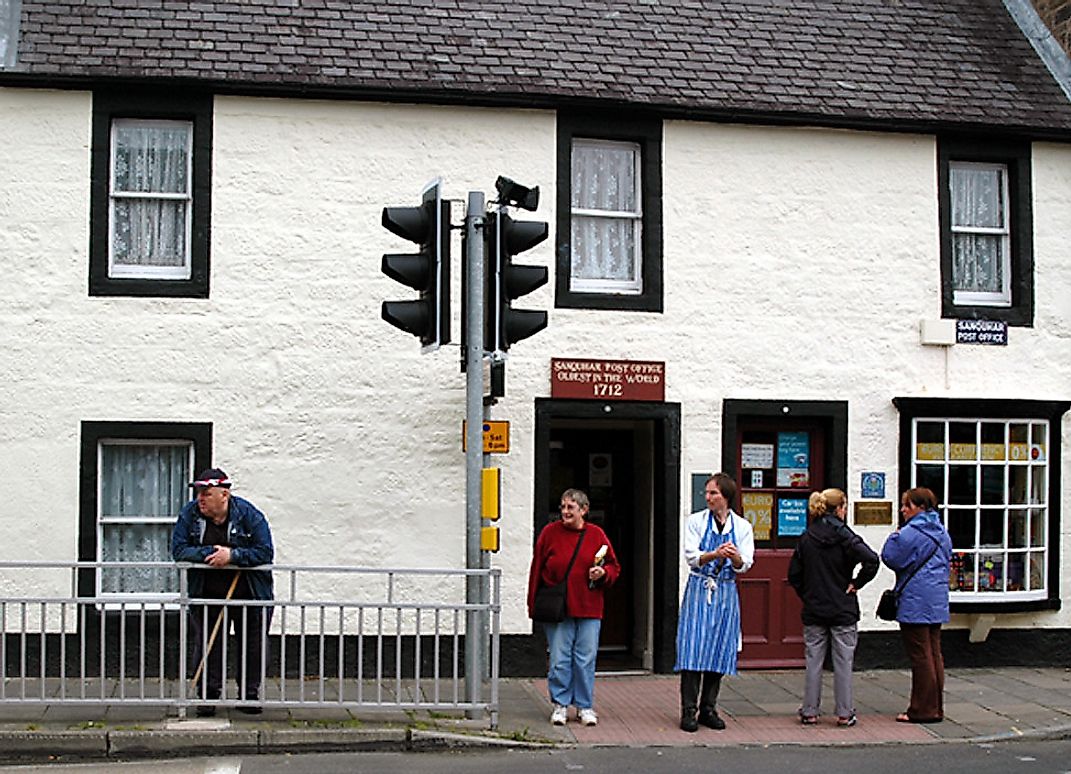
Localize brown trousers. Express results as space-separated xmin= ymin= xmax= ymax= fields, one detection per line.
xmin=900 ymin=623 xmax=944 ymax=721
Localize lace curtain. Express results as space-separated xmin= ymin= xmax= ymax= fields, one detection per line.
xmin=950 ymin=163 xmax=1007 ymax=296
xmin=570 ymin=140 xmax=641 ymax=286
xmin=110 ymin=121 xmax=191 ymax=270
xmin=100 ymin=443 xmax=189 ymax=594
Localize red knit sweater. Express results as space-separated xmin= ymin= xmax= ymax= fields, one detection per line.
xmin=526 ymin=520 xmax=621 ymax=620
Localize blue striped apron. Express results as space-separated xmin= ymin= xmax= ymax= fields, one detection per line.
xmin=674 ymin=512 xmax=741 ymax=675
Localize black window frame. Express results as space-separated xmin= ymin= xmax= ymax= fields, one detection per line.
xmin=78 ymin=420 xmax=213 ymax=598
xmin=555 ymin=112 xmax=663 ymax=312
xmin=893 ymin=397 xmax=1067 ymax=614
xmin=89 ymin=89 xmax=213 ymax=298
xmin=938 ymin=136 xmax=1034 ymax=327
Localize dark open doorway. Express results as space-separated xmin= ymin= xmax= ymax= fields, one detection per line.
xmin=534 ymin=399 xmax=681 ymax=674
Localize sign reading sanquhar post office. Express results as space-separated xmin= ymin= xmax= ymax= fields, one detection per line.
xmin=551 ymin=358 xmax=665 ymax=401
xmin=956 ymin=319 xmax=1008 ymax=345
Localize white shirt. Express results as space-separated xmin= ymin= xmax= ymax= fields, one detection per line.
xmin=683 ymin=508 xmax=755 ymax=574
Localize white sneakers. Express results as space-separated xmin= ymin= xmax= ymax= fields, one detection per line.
xmin=550 ymin=704 xmax=598 ymax=726
xmin=550 ymin=703 xmax=568 ymax=725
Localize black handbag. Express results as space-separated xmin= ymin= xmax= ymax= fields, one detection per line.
xmin=875 ymin=589 xmax=900 ymax=621
xmin=877 ymin=535 xmax=941 ymax=621
xmin=532 ymin=530 xmax=585 ymax=623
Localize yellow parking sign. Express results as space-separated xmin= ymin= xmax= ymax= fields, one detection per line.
xmin=462 ymin=420 xmax=510 ymax=454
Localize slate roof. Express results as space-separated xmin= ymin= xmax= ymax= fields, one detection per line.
xmin=4 ymin=0 xmax=1071 ymax=137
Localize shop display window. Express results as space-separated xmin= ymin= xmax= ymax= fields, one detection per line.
xmin=914 ymin=418 xmax=1048 ymax=601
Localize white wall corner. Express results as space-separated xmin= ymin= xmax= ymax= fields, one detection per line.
xmin=919 ymin=319 xmax=956 ymax=347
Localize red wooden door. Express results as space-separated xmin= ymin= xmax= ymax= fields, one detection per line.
xmin=739 ymin=550 xmax=804 ymax=667
xmin=735 ymin=420 xmax=827 ymax=668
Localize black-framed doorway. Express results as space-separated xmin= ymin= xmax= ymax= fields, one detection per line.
xmin=533 ymin=398 xmax=681 ymax=674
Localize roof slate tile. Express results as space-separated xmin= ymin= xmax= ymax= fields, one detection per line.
xmin=3 ymin=0 xmax=1069 ymax=134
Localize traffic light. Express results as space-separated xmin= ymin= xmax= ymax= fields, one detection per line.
xmin=381 ymin=181 xmax=450 ymax=352
xmin=485 ymin=211 xmax=548 ymax=354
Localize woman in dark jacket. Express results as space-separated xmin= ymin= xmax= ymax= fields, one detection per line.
xmin=788 ymin=488 xmax=879 ymax=727
xmin=881 ymin=486 xmax=953 ymax=723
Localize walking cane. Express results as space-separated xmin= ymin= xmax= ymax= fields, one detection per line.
xmin=191 ymin=571 xmax=241 ymax=689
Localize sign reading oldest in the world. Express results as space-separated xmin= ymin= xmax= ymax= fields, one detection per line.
xmin=551 ymin=358 xmax=665 ymax=401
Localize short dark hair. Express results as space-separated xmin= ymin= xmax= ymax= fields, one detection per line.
xmin=707 ymin=473 xmax=737 ymax=508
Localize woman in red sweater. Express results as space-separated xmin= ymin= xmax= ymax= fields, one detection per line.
xmin=527 ymin=488 xmax=621 ymax=727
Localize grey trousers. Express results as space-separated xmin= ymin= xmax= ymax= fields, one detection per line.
xmin=801 ymin=623 xmax=858 ymax=719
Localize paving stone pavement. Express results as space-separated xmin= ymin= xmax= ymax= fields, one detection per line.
xmin=0 ymin=667 xmax=1070 ymax=762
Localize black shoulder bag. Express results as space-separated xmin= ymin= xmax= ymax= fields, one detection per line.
xmin=876 ymin=533 xmax=941 ymax=621
xmin=532 ymin=530 xmax=586 ymax=623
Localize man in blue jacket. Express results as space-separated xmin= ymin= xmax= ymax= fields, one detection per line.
xmin=172 ymin=468 xmax=274 ymax=717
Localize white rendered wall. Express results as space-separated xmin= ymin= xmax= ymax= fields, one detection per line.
xmin=0 ymin=87 xmax=1068 ymax=634
xmin=663 ymin=124 xmax=1071 ymax=632
xmin=0 ymin=88 xmax=90 ymax=583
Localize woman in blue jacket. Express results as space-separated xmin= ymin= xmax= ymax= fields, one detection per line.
xmin=881 ymin=486 xmax=952 ymax=723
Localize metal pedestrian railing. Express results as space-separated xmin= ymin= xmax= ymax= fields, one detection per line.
xmin=0 ymin=561 xmax=501 ymax=727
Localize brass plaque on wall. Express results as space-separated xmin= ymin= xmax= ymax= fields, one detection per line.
xmin=854 ymin=501 xmax=893 ymax=526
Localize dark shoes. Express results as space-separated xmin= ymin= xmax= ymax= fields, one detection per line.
xmin=238 ymin=689 xmax=262 ymax=715
xmin=196 ymin=689 xmax=221 ymax=717
xmin=195 ymin=688 xmax=262 ymax=716
xmin=698 ymin=708 xmax=726 ymax=730
xmin=196 ymin=703 xmax=261 ymax=716
xmin=682 ymin=707 xmax=725 ymax=732
xmin=896 ymin=712 xmax=942 ymax=724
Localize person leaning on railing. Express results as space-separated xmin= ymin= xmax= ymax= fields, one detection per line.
xmin=171 ymin=467 xmax=274 ymax=717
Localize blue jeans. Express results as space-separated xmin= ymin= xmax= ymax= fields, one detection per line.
xmin=544 ymin=617 xmax=601 ymax=709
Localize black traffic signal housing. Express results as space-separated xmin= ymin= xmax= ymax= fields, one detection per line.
xmin=485 ymin=211 xmax=549 ymax=354
xmin=381 ymin=182 xmax=451 ymax=351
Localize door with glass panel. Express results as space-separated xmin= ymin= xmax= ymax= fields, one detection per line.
xmin=735 ymin=420 xmax=826 ymax=667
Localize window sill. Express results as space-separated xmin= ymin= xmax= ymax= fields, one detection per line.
xmin=89 ymin=276 xmax=208 ymax=299
xmin=949 ymin=597 xmax=1060 ymax=614
xmin=944 ymin=304 xmax=1032 ymax=328
xmin=555 ymin=288 xmax=662 ymax=312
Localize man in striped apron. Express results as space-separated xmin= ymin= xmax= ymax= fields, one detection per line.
xmin=674 ymin=473 xmax=755 ymax=732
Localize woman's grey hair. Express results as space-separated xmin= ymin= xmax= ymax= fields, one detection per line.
xmin=561 ymin=488 xmax=590 ymax=511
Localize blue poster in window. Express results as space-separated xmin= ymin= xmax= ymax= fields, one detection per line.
xmin=776 ymin=431 xmax=810 ymax=488
xmin=778 ymin=497 xmax=808 ymax=537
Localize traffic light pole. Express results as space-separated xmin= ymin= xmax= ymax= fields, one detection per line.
xmin=384 ymin=179 xmax=544 ymax=719
xmin=463 ymin=191 xmax=487 ymax=715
